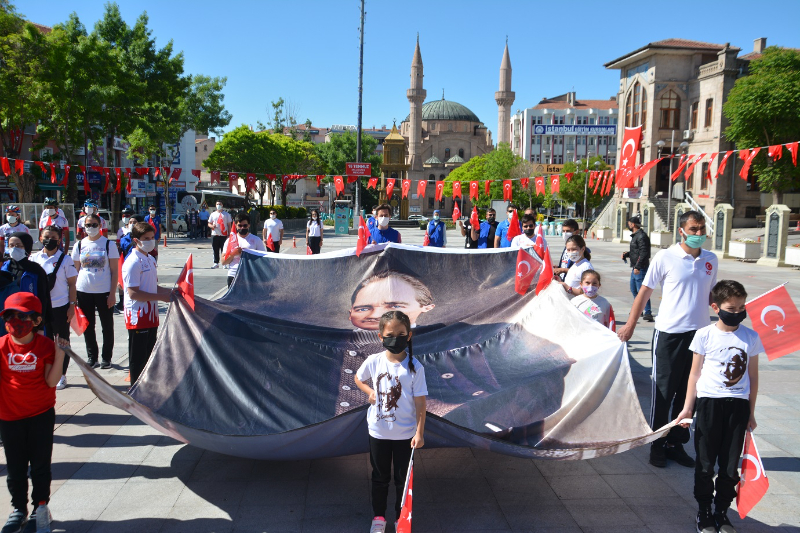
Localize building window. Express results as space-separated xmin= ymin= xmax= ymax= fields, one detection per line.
xmin=204 ymin=145 xmax=208 ymax=151
xmin=660 ymin=90 xmax=681 ymax=130
xmin=701 ymin=162 xmax=709 ymax=190
xmin=609 ymin=157 xmax=616 ymax=166
xmin=545 ymin=136 xmax=550 ymax=144
xmin=533 ymin=137 xmax=540 ymax=145
xmin=555 ymin=136 xmax=562 ymax=145
xmin=555 ymin=115 xmax=565 ymax=125
xmin=610 ymin=136 xmax=616 ymax=146
xmin=431 ymin=123 xmax=436 ymax=130
xmin=691 ymin=101 xmax=699 ymax=130
xmin=531 ymin=154 xmax=540 ymax=163
xmin=598 ymin=137 xmax=606 ymax=146
xmin=555 ymin=155 xmax=563 ymax=164
xmin=195 ymin=146 xmax=198 ymax=152
xmin=532 ymin=116 xmax=543 ymax=125
xmin=577 ymin=136 xmax=585 ymax=145
xmin=589 ymin=118 xmax=595 ymax=125
xmin=448 ymin=123 xmax=453 ymax=131
xmin=704 ymin=99 xmax=713 ymax=128
xmin=687 ymin=165 xmax=694 ymax=191
xmin=445 ymin=148 xmax=450 ymax=160
xmin=428 ymin=198 xmax=435 ymax=209
xmin=428 ymin=173 xmax=435 ymax=181
xmin=589 ymin=137 xmax=595 ymax=146
xmin=625 ymin=82 xmax=646 ymax=130
xmin=458 ymin=148 xmax=464 ymax=159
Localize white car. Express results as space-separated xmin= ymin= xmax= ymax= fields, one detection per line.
xmin=160 ymin=214 xmax=188 ymax=232
xmin=408 ymin=214 xmax=428 ymax=221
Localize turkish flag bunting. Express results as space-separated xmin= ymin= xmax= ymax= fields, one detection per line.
xmin=81 ymin=166 xmax=90 ymax=193
xmin=786 ymin=142 xmax=798 ymax=166
xmin=484 ymin=180 xmax=491 ymax=196
xmin=599 ymin=172 xmax=608 ymax=194
xmin=739 ymin=147 xmax=761 ymax=180
xmin=520 ymin=177 xmax=530 ymax=189
xmin=745 ymin=284 xmax=800 ymax=361
xmin=684 ymin=153 xmax=706 ymax=179
xmin=705 ymin=153 xmax=718 ymax=182
xmin=191 ymin=169 xmax=201 ymax=178
xmin=126 ymin=174 xmax=132 ymax=194
xmin=588 ymin=171 xmax=595 ymax=187
xmin=282 ymin=175 xmax=290 ymax=191
xmin=103 ymin=168 xmax=110 ymax=193
xmin=246 ymin=173 xmax=256 ymax=191
xmin=385 ymin=178 xmax=395 ymax=198
xmin=396 ymin=452 xmax=414 ymax=533
xmin=316 ymin=175 xmax=324 ymax=187
xmin=334 ymin=175 xmax=345 ymax=196
xmin=135 ymin=167 xmax=149 ymax=176
xmin=154 ymin=167 xmax=161 ymax=179
xmin=224 ymin=233 xmax=240 ymax=260
xmin=565 ymin=172 xmax=574 ymax=182
xmin=62 ymin=164 xmax=70 ymax=187
xmin=229 ymin=173 xmax=239 ymax=192
xmin=534 ymin=176 xmax=546 ymax=195
xmin=593 ymin=172 xmax=602 ymax=194
xmin=716 ymin=151 xmax=734 ymax=180
xmin=603 ymin=172 xmax=614 ymax=196
xmin=506 ymin=210 xmax=521 ymax=242
xmin=619 ymin=125 xmax=642 ymax=168
xmin=451 ymin=202 xmax=461 ymax=222
xmin=210 ymin=170 xmax=220 ymax=185
xmin=50 ymin=162 xmax=58 ymax=184
xmin=535 ymin=248 xmax=554 ymax=295
xmin=265 ymin=174 xmax=277 ymax=182
xmin=0 ymin=157 xmax=10 ymax=176
xmin=452 ymin=181 xmax=462 ymax=199
xmin=502 ymin=180 xmax=512 ymax=201
xmin=671 ymin=154 xmax=689 ymax=181
xmin=515 ymin=248 xmax=536 ymax=295
xmin=367 ymin=177 xmax=378 ymax=190
xmin=114 ymin=168 xmax=121 ymax=193
xmin=34 ymin=161 xmax=47 ymax=174
xmin=469 ymin=181 xmax=479 ymax=200
xmin=470 ymin=206 xmax=480 ymax=228
xmin=550 ymin=175 xmax=560 ymax=193
xmin=14 ymin=159 xmax=23 ymax=176
xmin=355 ymin=216 xmax=369 ymax=257
xmin=401 ymin=179 xmax=411 ymax=199
xmin=170 ymin=168 xmax=182 ymax=182
xmin=125 ymin=168 xmax=132 ymax=178
xmin=737 ymin=431 xmax=769 ymax=519
xmin=69 ymin=306 xmax=90 ymax=336
xmin=768 ymin=144 xmax=783 ymax=161
xmin=417 ymin=180 xmax=427 ymax=197
xmin=435 ymin=181 xmax=444 ymax=201
xmin=346 ymin=174 xmax=358 ymax=184
xmin=176 ymin=254 xmax=195 ymax=311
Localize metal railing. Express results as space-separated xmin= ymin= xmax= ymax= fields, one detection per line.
xmin=684 ymin=191 xmax=714 ymax=233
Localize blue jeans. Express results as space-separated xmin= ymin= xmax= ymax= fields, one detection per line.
xmin=630 ymin=268 xmax=652 ymax=315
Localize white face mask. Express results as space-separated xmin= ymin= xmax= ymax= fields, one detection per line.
xmin=6 ymin=215 xmax=17 ymax=224
xmin=216 ymin=205 xmax=223 ymax=211
xmin=149 ymin=210 xmax=156 ymax=215
xmin=377 ymin=216 xmax=389 ymax=227
xmin=567 ymin=251 xmax=581 ymax=262
xmin=562 ymin=231 xmax=573 ymax=242
xmin=9 ymin=247 xmax=26 ymax=261
xmin=46 ymin=208 xmax=56 ymax=217
xmin=85 ymin=226 xmax=100 ymax=237
xmin=85 ymin=207 xmax=96 ymax=214
xmin=270 ymin=214 xmax=276 ymax=219
xmin=137 ymin=238 xmax=156 ymax=253
xmin=122 ymin=217 xmax=130 ymax=225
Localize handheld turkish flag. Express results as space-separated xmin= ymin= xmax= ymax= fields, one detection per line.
xmin=469 ymin=180 xmax=479 ymax=200
xmin=334 ymin=175 xmax=345 ymax=196
xmin=533 ymin=223 xmax=548 ymax=260
xmin=70 ymin=306 xmax=90 ymax=336
xmin=737 ymin=430 xmax=769 ymax=519
xmin=401 ymin=179 xmax=411 ymax=199
xmin=745 ymin=284 xmax=800 ymax=361
xmin=416 ymin=179 xmax=427 ymax=197
xmin=385 ymin=178 xmax=396 ymax=198
xmin=435 ymin=181 xmax=444 ymax=201
xmin=515 ymin=248 xmax=536 ymax=295
xmin=396 ymin=448 xmax=415 ymax=533
xmin=619 ymin=125 xmax=642 ymax=169
xmin=506 ymin=210 xmax=521 ymax=242
xmin=502 ymin=180 xmax=512 ymax=201
xmin=223 ymin=233 xmax=240 ymax=260
xmin=367 ymin=177 xmax=378 ymax=189
xmin=451 ymin=202 xmax=461 ymax=222
xmin=266 ymin=232 xmax=275 ymax=252
xmin=535 ymin=248 xmax=553 ymax=295
xmin=176 ymin=254 xmax=195 ymax=311
xmin=608 ymin=307 xmax=616 ymax=332
xmin=470 ymin=207 xmax=480 ymax=228
xmin=306 ymin=244 xmax=313 ymax=255
xmin=355 ymin=215 xmax=369 ymax=256
xmin=452 ymin=181 xmax=462 ymax=199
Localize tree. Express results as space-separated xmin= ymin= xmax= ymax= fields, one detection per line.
xmin=180 ymin=74 xmax=232 ymax=139
xmin=314 ymin=131 xmax=382 ymax=206
xmin=558 ymin=157 xmax=611 ymax=215
xmin=724 ymin=47 xmax=800 ymax=203
xmin=444 ymin=143 xmax=527 ymax=208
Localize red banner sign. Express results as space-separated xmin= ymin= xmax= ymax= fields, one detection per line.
xmin=345 ymin=162 xmax=372 ymax=176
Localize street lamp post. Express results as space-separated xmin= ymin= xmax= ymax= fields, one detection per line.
xmin=581 ymin=151 xmax=594 ymax=236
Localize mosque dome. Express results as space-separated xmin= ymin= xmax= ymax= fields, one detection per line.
xmin=405 ymin=98 xmax=481 ymax=123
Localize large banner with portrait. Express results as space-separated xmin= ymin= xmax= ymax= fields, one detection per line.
xmin=72 ymin=243 xmax=671 ymax=460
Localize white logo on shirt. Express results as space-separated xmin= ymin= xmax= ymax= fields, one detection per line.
xmin=8 ymin=352 xmax=37 ymax=372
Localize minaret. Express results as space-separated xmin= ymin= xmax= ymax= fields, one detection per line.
xmin=407 ymin=34 xmax=426 ymax=172
xmin=495 ymin=41 xmax=515 ymax=147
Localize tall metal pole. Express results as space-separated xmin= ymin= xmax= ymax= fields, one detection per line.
xmin=581 ymin=153 xmax=591 ymax=236
xmin=354 ymin=0 xmax=365 ymax=227
xmin=667 ymin=129 xmax=675 ymax=228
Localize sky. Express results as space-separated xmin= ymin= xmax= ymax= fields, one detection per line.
xmin=20 ymin=0 xmax=800 ymax=139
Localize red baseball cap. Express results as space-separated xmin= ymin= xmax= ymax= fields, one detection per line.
xmin=2 ymin=292 xmax=42 ymax=315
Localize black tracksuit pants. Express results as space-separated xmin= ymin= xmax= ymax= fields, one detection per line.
xmin=77 ymin=291 xmax=114 ymax=364
xmin=694 ymin=397 xmax=750 ymax=509
xmin=47 ymin=304 xmax=71 ymax=374
xmin=128 ymin=327 xmax=159 ymax=385
xmin=212 ymin=235 xmax=227 ymax=264
xmin=369 ymin=436 xmax=412 ymax=520
xmin=0 ymin=408 xmax=55 ymax=513
xmin=650 ymin=329 xmax=695 ymax=447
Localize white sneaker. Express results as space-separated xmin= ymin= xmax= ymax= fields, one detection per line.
xmin=369 ymin=516 xmax=386 ymax=533
xmin=211 ymin=263 xmax=219 ymax=269
xmin=56 ymin=376 xmax=67 ymax=390
xmin=36 ymin=503 xmax=52 ymax=532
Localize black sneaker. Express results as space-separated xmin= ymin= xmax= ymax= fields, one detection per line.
xmin=649 ymin=443 xmax=667 ymax=467
xmin=88 ymin=360 xmax=100 ymax=369
xmin=665 ymin=444 xmax=696 ymax=467
xmin=100 ymin=361 xmax=112 ymax=370
xmin=20 ymin=512 xmax=35 ymax=533
xmin=1 ymin=509 xmax=27 ymax=533
xmin=642 ymin=313 xmax=655 ymax=322
xmin=696 ymin=506 xmax=716 ymax=533
xmin=715 ymin=508 xmax=736 ymax=533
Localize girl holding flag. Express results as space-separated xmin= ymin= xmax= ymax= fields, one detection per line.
xmin=354 ymin=310 xmax=427 ymax=533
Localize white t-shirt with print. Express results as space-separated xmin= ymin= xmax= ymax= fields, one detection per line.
xmin=510 ymin=234 xmax=535 ymax=248
xmin=264 ymin=218 xmax=284 ymax=241
xmin=0 ymin=223 xmax=29 ymax=241
xmin=208 ymin=211 xmax=232 ymax=236
xmin=564 ymin=258 xmax=594 ymax=288
xmin=71 ymin=237 xmax=120 ymax=293
xmin=32 ymin=250 xmax=79 ymax=307
xmin=227 ymin=233 xmax=266 ymax=278
xmin=572 ymin=294 xmax=614 ymax=329
xmin=689 ymin=324 xmax=763 ymax=400
xmin=356 ymin=352 xmax=428 ymax=440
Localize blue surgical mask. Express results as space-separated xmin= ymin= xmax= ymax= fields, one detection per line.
xmin=681 ymin=229 xmax=707 ymax=249
xmin=433 ymin=215 xmax=440 ymax=221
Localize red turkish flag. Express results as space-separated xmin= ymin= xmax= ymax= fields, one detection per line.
xmin=470 ymin=206 xmax=480 ymax=228
xmin=520 ymin=177 xmax=530 ymax=189
xmin=355 ymin=216 xmax=369 ymax=257
xmin=452 ymin=181 xmax=462 ymax=199
xmin=739 ymin=147 xmax=761 ymax=180
xmin=768 ymin=144 xmax=783 ymax=161
xmin=50 ymin=162 xmax=58 ymax=184
xmin=401 ymin=179 xmax=411 ymax=199
xmin=716 ymin=151 xmax=734 ymax=180
xmin=224 ymin=233 xmax=240 ymax=260
xmin=502 ymin=180 xmax=512 ymax=201
xmin=535 ymin=248 xmax=553 ymax=295
xmin=126 ymin=173 xmax=132 ymax=194
xmin=671 ymin=154 xmax=689 ymax=181
xmin=469 ymin=181 xmax=479 ymax=200
xmin=737 ymin=431 xmax=769 ymax=519
xmin=565 ymin=172 xmax=574 ymax=182
xmin=267 ymin=232 xmax=276 ymax=252
xmin=550 ymin=175 xmax=560 ymax=193
xmin=82 ymin=166 xmax=91 ymax=194
xmin=484 ymin=180 xmax=491 ymax=196
xmin=533 ymin=223 xmax=548 ymax=260
xmin=334 ymin=175 xmax=345 ymax=196
xmin=705 ymin=153 xmax=718 ymax=182
xmin=416 ymin=180 xmax=427 ymax=197
xmin=506 ymin=210 xmax=521 ymax=242
xmin=14 ymin=159 xmax=23 ymax=176
xmin=515 ymin=248 xmax=536 ymax=295
xmin=435 ymin=181 xmax=444 ymax=201
xmin=103 ymin=168 xmax=110 ymax=193
xmin=786 ymin=142 xmax=798 ymax=166
xmin=170 ymin=168 xmax=182 ymax=182
xmin=451 ymin=202 xmax=461 ymax=221
xmin=534 ymin=176 xmax=546 ymax=195
xmin=588 ymin=171 xmax=595 ymax=188
xmin=34 ymin=161 xmax=47 ymax=174
xmin=0 ymin=157 xmax=10 ymax=176
xmin=176 ymin=254 xmax=195 ymax=311
xmin=229 ymin=172 xmax=239 ymax=192
xmin=114 ymin=168 xmax=121 ymax=193
xmin=191 ymin=169 xmax=201 ymax=179
xmin=125 ymin=168 xmax=132 ymax=178
xmin=209 ymin=170 xmax=220 ymax=184
xmin=134 ymin=167 xmax=149 ymax=176
xmin=367 ymin=177 xmax=378 ymax=189
xmin=246 ymin=173 xmax=256 ymax=191
xmin=62 ymin=164 xmax=70 ymax=187
xmin=604 ymin=171 xmax=616 ymax=196
xmin=396 ymin=455 xmax=414 ymax=533
xmin=593 ymin=172 xmax=602 ymax=194
xmin=619 ymin=125 xmax=642 ymax=169
xmin=315 ymin=174 xmax=324 ymax=187
xmin=684 ymin=153 xmax=706 ymax=179
xmin=282 ymin=175 xmax=290 ymax=191
xmin=745 ymin=284 xmax=800 ymax=361
xmin=385 ymin=178 xmax=396 ymax=198
xmin=69 ymin=305 xmax=90 ymax=336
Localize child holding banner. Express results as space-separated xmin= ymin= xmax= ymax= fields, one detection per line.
xmin=354 ymin=311 xmax=427 ymax=533
xmin=675 ymin=280 xmax=762 ymax=533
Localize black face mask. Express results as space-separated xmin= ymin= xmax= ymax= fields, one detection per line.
xmin=524 ymin=229 xmax=535 ymax=237
xmin=718 ymin=309 xmax=747 ymax=327
xmin=382 ymin=335 xmax=409 ymax=354
xmin=42 ymin=239 xmax=59 ymax=251
xmin=237 ymin=228 xmax=249 ymax=236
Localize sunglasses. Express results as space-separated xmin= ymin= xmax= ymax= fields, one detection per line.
xmin=85 ymin=224 xmax=100 ymax=228
xmin=522 ymin=225 xmax=535 ymax=229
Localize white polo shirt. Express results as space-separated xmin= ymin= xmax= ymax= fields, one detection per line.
xmin=227 ymin=233 xmax=266 ymax=278
xmin=643 ymin=244 xmax=718 ymax=334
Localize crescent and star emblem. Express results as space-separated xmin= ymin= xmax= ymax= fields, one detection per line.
xmin=622 ymin=138 xmax=636 ymax=166
xmin=741 ymin=454 xmax=762 ymax=481
xmin=517 ymin=260 xmax=531 ymax=278
xmin=760 ymin=305 xmax=786 ymax=334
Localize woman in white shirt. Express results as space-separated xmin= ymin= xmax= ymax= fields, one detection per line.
xmin=560 ymin=234 xmax=594 ymax=296
xmin=305 ymin=209 xmax=324 ymax=254
xmin=71 ymin=214 xmax=119 ymax=369
xmin=33 ymin=225 xmax=79 ymax=389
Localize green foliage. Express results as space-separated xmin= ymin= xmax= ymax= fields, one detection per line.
xmin=180 ymin=74 xmax=232 ymax=138
xmin=723 ymin=47 xmax=800 ymax=195
xmin=558 ymin=156 xmax=611 ymax=210
xmin=313 ymin=131 xmax=382 ymax=176
xmin=256 ymin=205 xmax=307 ymax=219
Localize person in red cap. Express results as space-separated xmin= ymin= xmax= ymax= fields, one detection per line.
xmin=0 ymin=292 xmax=66 ymax=533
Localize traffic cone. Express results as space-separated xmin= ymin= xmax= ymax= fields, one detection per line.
xmin=292 ymin=236 xmax=297 ymax=248
xmin=795 ymin=220 xmax=799 ymax=231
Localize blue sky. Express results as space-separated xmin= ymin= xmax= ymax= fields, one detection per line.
xmin=21 ymin=0 xmax=800 ymax=138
